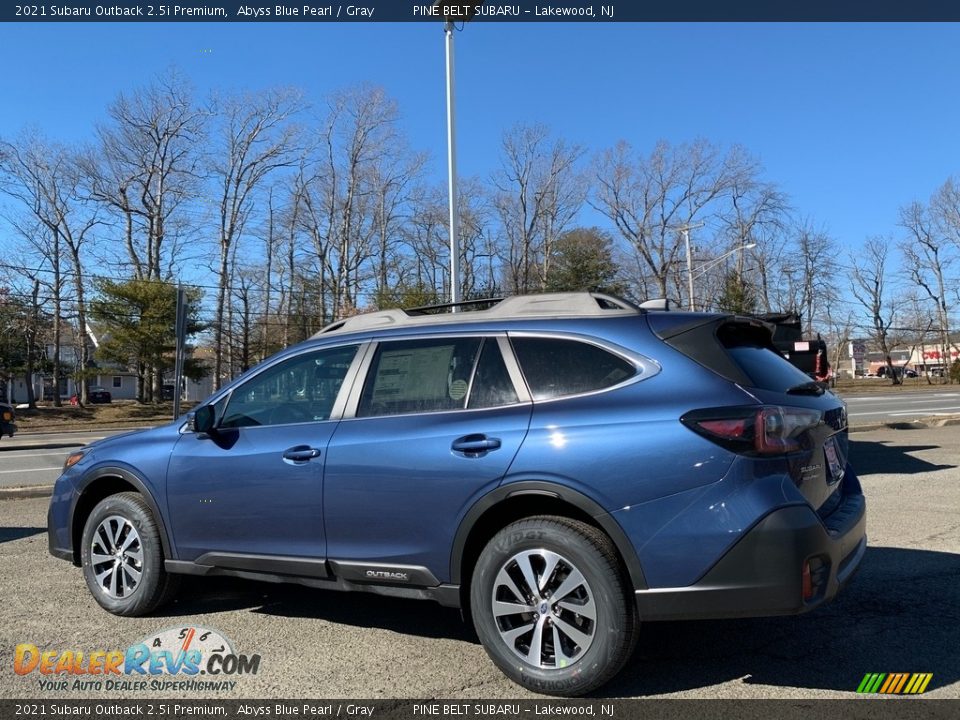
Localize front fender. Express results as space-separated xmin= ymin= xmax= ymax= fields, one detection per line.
xmin=71 ymin=465 xmax=176 ymax=561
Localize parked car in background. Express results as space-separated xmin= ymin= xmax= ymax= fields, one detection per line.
xmin=48 ymin=293 xmax=866 ymax=696
xmin=89 ymin=387 xmax=112 ymax=404
xmin=69 ymin=387 xmax=112 ymax=406
xmin=875 ymin=365 xmax=917 ymax=379
xmin=0 ymin=402 xmax=16 ymax=438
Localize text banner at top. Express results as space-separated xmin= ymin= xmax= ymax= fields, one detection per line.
xmin=7 ymin=1 xmax=960 ymax=22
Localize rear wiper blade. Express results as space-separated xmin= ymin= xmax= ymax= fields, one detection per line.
xmin=786 ymin=381 xmax=825 ymax=396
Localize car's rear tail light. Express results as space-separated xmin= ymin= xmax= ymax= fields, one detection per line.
xmin=681 ymin=405 xmax=822 ymax=456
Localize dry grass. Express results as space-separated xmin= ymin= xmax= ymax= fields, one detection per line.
xmin=12 ymin=400 xmax=195 ymax=433
xmin=832 ymin=377 xmax=957 ymax=396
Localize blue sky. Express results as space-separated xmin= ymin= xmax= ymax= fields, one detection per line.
xmin=1 ymin=22 xmax=959 ymax=252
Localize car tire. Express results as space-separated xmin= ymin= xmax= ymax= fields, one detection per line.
xmin=80 ymin=492 xmax=179 ymax=616
xmin=470 ymin=515 xmax=638 ymax=696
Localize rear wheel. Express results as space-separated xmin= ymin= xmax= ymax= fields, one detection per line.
xmin=80 ymin=492 xmax=179 ymax=616
xmin=470 ymin=516 xmax=638 ymax=696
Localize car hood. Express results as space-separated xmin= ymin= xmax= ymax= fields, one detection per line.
xmin=84 ymin=421 xmax=183 ymax=453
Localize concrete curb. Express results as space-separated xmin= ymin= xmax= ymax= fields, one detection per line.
xmin=849 ymin=416 xmax=960 ymax=433
xmin=0 ymin=442 xmax=87 ymax=453
xmin=0 ymin=485 xmax=54 ymax=499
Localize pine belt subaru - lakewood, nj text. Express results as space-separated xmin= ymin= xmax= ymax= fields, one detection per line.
xmin=48 ymin=292 xmax=866 ymax=696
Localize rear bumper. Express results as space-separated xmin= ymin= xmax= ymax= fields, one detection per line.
xmin=635 ymin=487 xmax=866 ymax=621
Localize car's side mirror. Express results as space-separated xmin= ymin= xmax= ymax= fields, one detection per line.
xmin=191 ymin=405 xmax=217 ymax=435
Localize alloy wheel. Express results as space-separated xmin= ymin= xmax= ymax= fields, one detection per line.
xmin=90 ymin=515 xmax=143 ymax=599
xmin=491 ymin=548 xmax=597 ymax=669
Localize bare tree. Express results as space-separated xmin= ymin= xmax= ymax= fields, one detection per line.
xmin=0 ymin=134 xmax=98 ymax=404
xmin=208 ymin=87 xmax=304 ymax=389
xmin=0 ymin=260 xmax=48 ymax=408
xmin=405 ymin=178 xmax=498 ymax=301
xmin=820 ymin=292 xmax=857 ymax=381
xmin=593 ymin=138 xmax=751 ymax=303
xmin=900 ymin=198 xmax=954 ymax=382
xmin=297 ymin=86 xmax=415 ymax=320
xmin=84 ymin=71 xmax=204 ymax=281
xmin=899 ymin=290 xmax=938 ymax=384
xmin=850 ymin=238 xmax=901 ymax=384
xmin=493 ymin=124 xmax=585 ymax=294
xmin=369 ymin=142 xmax=426 ymax=300
xmin=789 ymin=221 xmax=838 ymax=335
xmin=718 ymin=171 xmax=790 ymax=310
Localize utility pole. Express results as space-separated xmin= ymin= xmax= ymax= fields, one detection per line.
xmin=679 ymin=222 xmax=705 ymax=311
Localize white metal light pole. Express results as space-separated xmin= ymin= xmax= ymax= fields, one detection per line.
xmin=679 ymin=222 xmax=705 ymax=311
xmin=443 ymin=19 xmax=461 ymax=308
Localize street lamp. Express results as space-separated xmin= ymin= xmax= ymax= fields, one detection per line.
xmin=686 ymin=242 xmax=757 ymax=311
xmin=433 ymin=3 xmax=477 ymax=309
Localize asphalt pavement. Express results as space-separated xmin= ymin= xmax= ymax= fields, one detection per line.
xmin=843 ymin=391 xmax=960 ymax=422
xmin=0 ymin=424 xmax=957 ymax=699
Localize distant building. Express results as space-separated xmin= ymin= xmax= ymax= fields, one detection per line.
xmin=7 ymin=322 xmax=213 ymax=404
xmin=846 ymin=339 xmax=959 ymax=377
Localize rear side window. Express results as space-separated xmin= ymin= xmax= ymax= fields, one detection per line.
xmin=511 ymin=337 xmax=635 ymax=401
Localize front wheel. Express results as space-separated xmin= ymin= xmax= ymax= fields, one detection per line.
xmin=470 ymin=516 xmax=638 ymax=696
xmin=80 ymin=492 xmax=179 ymax=616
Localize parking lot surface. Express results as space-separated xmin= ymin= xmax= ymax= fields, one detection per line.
xmin=1 ymin=425 xmax=958 ymax=699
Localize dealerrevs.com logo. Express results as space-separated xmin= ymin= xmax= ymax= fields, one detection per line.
xmin=14 ymin=626 xmax=260 ymax=693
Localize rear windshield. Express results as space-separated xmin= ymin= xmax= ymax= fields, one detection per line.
xmin=725 ymin=345 xmax=815 ymax=391
xmin=651 ymin=315 xmax=816 ymax=391
xmin=717 ymin=323 xmax=815 ymax=390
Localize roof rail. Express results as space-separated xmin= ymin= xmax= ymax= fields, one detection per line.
xmin=406 ymin=297 xmax=503 ymax=315
xmin=312 ymin=292 xmax=642 ymax=337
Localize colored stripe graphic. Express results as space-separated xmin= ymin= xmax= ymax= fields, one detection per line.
xmin=856 ymin=673 xmax=876 ymax=693
xmin=857 ymin=673 xmax=932 ymax=694
xmin=892 ymin=673 xmax=909 ymax=693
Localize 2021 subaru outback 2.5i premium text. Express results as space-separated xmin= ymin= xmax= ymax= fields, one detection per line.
xmin=48 ymin=292 xmax=866 ymax=696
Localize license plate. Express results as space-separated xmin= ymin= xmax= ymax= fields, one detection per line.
xmin=824 ymin=438 xmax=844 ymax=482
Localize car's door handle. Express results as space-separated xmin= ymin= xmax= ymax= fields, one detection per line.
xmin=451 ymin=435 xmax=502 ymax=456
xmin=282 ymin=445 xmax=322 ymax=462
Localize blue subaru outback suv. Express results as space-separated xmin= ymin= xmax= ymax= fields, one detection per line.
xmin=48 ymin=292 xmax=865 ymax=696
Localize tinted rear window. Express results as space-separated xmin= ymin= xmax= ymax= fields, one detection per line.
xmin=715 ymin=322 xmax=816 ymax=390
xmin=725 ymin=345 xmax=816 ymax=391
xmin=511 ymin=337 xmax=635 ymax=401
